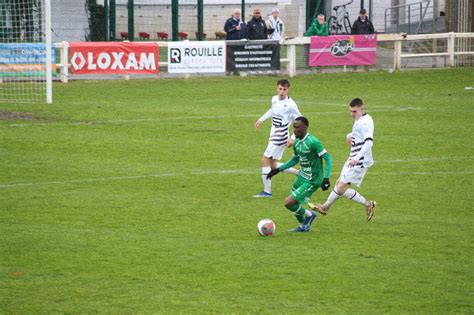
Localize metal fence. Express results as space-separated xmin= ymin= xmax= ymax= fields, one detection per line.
xmin=54 ymin=32 xmax=474 ymax=82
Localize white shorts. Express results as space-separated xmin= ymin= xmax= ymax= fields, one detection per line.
xmin=339 ymin=164 xmax=369 ymax=187
xmin=263 ymin=142 xmax=287 ymax=160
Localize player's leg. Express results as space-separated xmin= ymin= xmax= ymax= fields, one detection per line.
xmin=310 ymin=162 xmax=355 ymax=214
xmin=321 ymin=179 xmax=350 ymax=211
xmin=341 ymin=167 xmax=376 ymax=221
xmin=310 ymin=166 xmax=376 ymax=220
xmin=278 ymin=135 xmax=299 ymax=175
xmin=308 ymin=176 xmax=349 ymax=215
xmin=253 ymin=156 xmax=274 ymax=197
xmin=342 ymin=187 xmax=376 ymax=221
xmin=285 ymin=178 xmax=317 ymax=232
xmin=255 ymin=143 xmax=295 ymax=197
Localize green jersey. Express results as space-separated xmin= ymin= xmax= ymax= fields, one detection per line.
xmin=304 ymin=21 xmax=329 ymax=37
xmin=280 ymin=132 xmax=332 ymax=185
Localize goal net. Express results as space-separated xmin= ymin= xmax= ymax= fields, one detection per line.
xmin=0 ymin=0 xmax=52 ymax=104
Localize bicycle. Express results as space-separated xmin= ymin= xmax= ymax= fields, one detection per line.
xmin=327 ymin=0 xmax=353 ymax=35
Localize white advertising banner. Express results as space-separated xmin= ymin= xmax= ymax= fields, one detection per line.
xmin=167 ymin=41 xmax=226 ymax=73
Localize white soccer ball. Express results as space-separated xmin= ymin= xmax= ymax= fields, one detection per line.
xmin=257 ymin=219 xmax=276 ymax=236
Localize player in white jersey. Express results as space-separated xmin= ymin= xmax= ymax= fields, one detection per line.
xmin=309 ymin=98 xmax=377 ymax=221
xmin=254 ymin=79 xmax=302 ymax=197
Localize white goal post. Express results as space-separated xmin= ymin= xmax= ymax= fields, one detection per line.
xmin=0 ymin=0 xmax=53 ymax=104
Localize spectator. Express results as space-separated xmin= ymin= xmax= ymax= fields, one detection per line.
xmin=351 ymin=9 xmax=374 ymax=71
xmin=239 ymin=21 xmax=249 ymax=40
xmin=304 ymin=14 xmax=329 ymax=36
xmin=351 ymin=8 xmax=375 ymax=34
xmin=224 ymin=9 xmax=245 ymax=40
xmin=266 ymin=8 xmax=284 ymax=40
xmin=247 ymin=8 xmax=268 ymax=40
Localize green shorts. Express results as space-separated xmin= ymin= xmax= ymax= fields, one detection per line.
xmin=290 ymin=177 xmax=319 ymax=204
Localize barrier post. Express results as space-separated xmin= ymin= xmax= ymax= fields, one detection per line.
xmin=447 ymin=32 xmax=455 ymax=67
xmin=287 ymin=44 xmax=296 ymax=77
xmin=394 ymin=39 xmax=401 ymax=69
xmin=60 ymin=41 xmax=69 ymax=83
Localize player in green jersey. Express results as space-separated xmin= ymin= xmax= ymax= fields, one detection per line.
xmin=267 ymin=116 xmax=332 ymax=232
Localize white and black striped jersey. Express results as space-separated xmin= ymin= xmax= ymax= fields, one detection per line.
xmin=258 ymin=95 xmax=302 ymax=146
xmin=348 ymin=113 xmax=374 ymax=168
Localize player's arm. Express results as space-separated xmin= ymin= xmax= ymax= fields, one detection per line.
xmin=314 ymin=140 xmax=333 ymax=190
xmin=280 ymin=155 xmax=300 ymax=170
xmin=321 ymin=151 xmax=332 ymax=178
xmin=287 ymin=102 xmax=302 ymax=146
xmin=287 ymin=133 xmax=296 ymax=148
xmin=267 ymin=155 xmax=299 ymax=179
xmin=267 ymin=146 xmax=299 ymax=179
xmin=346 ymin=133 xmax=353 ymax=146
xmin=255 ymin=108 xmax=272 ymax=129
xmin=349 ymin=125 xmax=373 ymax=166
xmin=349 ymin=139 xmax=373 ymax=167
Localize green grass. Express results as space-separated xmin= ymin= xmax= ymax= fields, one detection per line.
xmin=1 ymin=68 xmax=473 ymax=313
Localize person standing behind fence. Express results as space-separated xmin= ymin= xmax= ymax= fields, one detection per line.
xmin=304 ymin=14 xmax=329 ymax=36
xmin=247 ymin=8 xmax=269 ymax=40
xmin=351 ymin=9 xmax=375 ymax=35
xmin=266 ymin=8 xmax=284 ymax=40
xmin=224 ymin=9 xmax=245 ymax=40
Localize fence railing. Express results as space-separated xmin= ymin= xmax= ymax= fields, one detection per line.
xmin=384 ymin=1 xmax=426 ymax=34
xmin=55 ymin=32 xmax=474 ymax=82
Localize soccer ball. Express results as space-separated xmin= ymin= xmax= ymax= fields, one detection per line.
xmin=257 ymin=219 xmax=276 ymax=236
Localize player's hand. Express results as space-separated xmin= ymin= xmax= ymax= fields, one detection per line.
xmin=346 ymin=133 xmax=353 ymax=146
xmin=347 ymin=159 xmax=358 ymax=167
xmin=255 ymin=120 xmax=262 ymax=129
xmin=287 ymin=137 xmax=294 ymax=148
xmin=321 ymin=178 xmax=330 ymax=191
xmin=266 ymin=168 xmax=281 ymax=180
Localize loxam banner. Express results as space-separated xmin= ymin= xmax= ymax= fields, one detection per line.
xmin=69 ymin=42 xmax=159 ymax=74
xmin=167 ymin=41 xmax=226 ymax=74
xmin=226 ymin=40 xmax=280 ymax=72
xmin=309 ymin=35 xmax=377 ymax=67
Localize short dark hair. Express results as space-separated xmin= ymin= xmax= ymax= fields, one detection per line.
xmin=360 ymin=8 xmax=367 ymax=15
xmin=277 ymin=79 xmax=290 ymax=87
xmin=295 ymin=116 xmax=309 ymax=127
xmin=349 ymin=98 xmax=364 ymax=107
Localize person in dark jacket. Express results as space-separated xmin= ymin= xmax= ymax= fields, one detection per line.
xmin=247 ymin=8 xmax=268 ymax=40
xmin=351 ymin=8 xmax=375 ymax=34
xmin=351 ymin=9 xmax=375 ymax=71
xmin=224 ymin=9 xmax=245 ymax=40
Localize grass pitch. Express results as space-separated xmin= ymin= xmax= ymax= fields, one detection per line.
xmin=1 ymin=68 xmax=473 ymax=313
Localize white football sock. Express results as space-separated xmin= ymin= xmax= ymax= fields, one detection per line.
xmin=277 ymin=163 xmax=299 ymax=176
xmin=262 ymin=167 xmax=272 ymax=194
xmin=323 ymin=189 xmax=342 ymax=210
xmin=304 ymin=209 xmax=313 ymax=217
xmin=343 ymin=188 xmax=367 ymax=206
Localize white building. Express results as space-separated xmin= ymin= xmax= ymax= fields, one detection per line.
xmin=51 ymin=0 xmax=447 ymax=41
xmin=51 ymin=0 xmax=89 ymax=41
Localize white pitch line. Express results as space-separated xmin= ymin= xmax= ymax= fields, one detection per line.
xmin=377 ymin=156 xmax=471 ymax=163
xmin=372 ymin=170 xmax=474 ymax=175
xmin=217 ymin=99 xmax=422 ymax=109
xmin=7 ymin=107 xmax=422 ymax=127
xmin=0 ymin=169 xmax=258 ymax=188
xmin=0 ymin=156 xmax=471 ymax=189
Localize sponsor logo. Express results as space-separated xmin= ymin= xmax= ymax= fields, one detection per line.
xmin=170 ymin=48 xmax=181 ymax=63
xmin=330 ymin=38 xmax=354 ymax=57
xmin=71 ymin=51 xmax=156 ymax=71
